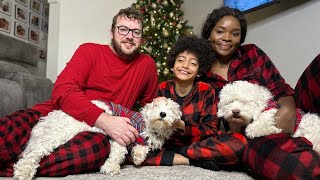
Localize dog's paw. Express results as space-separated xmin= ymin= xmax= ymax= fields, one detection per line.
xmin=13 ymin=159 xmax=38 ymax=180
xmin=100 ymin=162 xmax=121 ymax=176
xmin=245 ymin=121 xmax=281 ymax=139
xmin=131 ymin=144 xmax=149 ymax=166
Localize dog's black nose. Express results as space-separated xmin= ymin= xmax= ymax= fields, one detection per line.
xmin=160 ymin=112 xmax=166 ymax=118
xmin=232 ymin=109 xmax=240 ymax=116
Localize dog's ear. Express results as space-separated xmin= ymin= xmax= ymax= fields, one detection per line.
xmin=141 ymin=100 xmax=155 ymax=119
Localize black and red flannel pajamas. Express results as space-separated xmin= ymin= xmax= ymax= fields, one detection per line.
xmin=0 ymin=102 xmax=145 ymax=177
xmin=0 ymin=109 xmax=110 ymax=177
xmin=201 ymin=44 xmax=320 ymax=179
xmin=139 ymin=80 xmax=247 ymax=166
xmin=295 ymin=53 xmax=320 ymax=113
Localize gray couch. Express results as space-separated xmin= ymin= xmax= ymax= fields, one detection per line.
xmin=0 ymin=33 xmax=53 ymax=117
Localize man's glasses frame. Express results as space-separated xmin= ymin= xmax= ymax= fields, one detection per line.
xmin=116 ymin=26 xmax=142 ymax=38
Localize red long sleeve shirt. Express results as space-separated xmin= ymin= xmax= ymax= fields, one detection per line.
xmin=32 ymin=43 xmax=159 ymax=126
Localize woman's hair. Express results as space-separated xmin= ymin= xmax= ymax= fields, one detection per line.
xmin=167 ymin=35 xmax=215 ymax=77
xmin=201 ymin=7 xmax=247 ymax=44
xmin=111 ymin=7 xmax=143 ymax=32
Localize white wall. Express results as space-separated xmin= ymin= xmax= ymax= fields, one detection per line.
xmin=245 ymin=0 xmax=320 ymax=87
xmin=46 ymin=0 xmax=135 ymax=82
xmin=0 ymin=0 xmax=49 ymax=77
xmin=183 ymin=0 xmax=320 ymax=88
xmin=47 ymin=0 xmax=320 ymax=87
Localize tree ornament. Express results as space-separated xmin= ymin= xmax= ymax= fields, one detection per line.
xmin=162 ymin=0 xmax=168 ymax=6
xmin=169 ymin=12 xmax=174 ymax=18
xmin=177 ymin=23 xmax=182 ymax=29
xmin=162 ymin=29 xmax=169 ymax=37
xmin=151 ymin=3 xmax=157 ymax=9
xmin=163 ymin=68 xmax=170 ymax=76
xmin=163 ymin=42 xmax=168 ymax=48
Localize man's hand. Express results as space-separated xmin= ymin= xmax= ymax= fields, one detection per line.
xmin=94 ymin=112 xmax=139 ymax=146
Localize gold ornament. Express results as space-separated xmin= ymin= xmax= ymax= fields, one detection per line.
xmin=162 ymin=0 xmax=168 ymax=6
xmin=177 ymin=23 xmax=182 ymax=29
xmin=162 ymin=29 xmax=169 ymax=37
xmin=163 ymin=42 xmax=168 ymax=48
xmin=169 ymin=12 xmax=174 ymax=18
xmin=163 ymin=69 xmax=170 ymax=76
xmin=152 ymin=3 xmax=157 ymax=9
xmin=156 ymin=62 xmax=161 ymax=68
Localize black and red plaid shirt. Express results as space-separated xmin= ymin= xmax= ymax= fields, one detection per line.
xmin=137 ymin=81 xmax=247 ymax=166
xmin=158 ymin=80 xmax=219 ymax=144
xmin=200 ymin=44 xmax=320 ymax=179
xmin=295 ymin=53 xmax=320 ymax=113
xmin=200 ymin=44 xmax=294 ymax=104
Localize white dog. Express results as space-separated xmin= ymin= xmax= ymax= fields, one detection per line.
xmin=217 ymin=80 xmax=320 ymax=153
xmin=13 ymin=97 xmax=181 ymax=180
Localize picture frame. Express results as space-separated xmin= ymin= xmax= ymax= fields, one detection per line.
xmin=15 ymin=5 xmax=27 ymax=22
xmin=29 ymin=11 xmax=40 ymax=28
xmin=30 ymin=0 xmax=41 ymax=14
xmin=39 ymin=48 xmax=47 ymax=61
xmin=14 ymin=21 xmax=27 ymax=39
xmin=0 ymin=0 xmax=11 ymax=16
xmin=0 ymin=14 xmax=10 ymax=33
xmin=42 ymin=3 xmax=48 ymax=17
xmin=28 ymin=27 xmax=39 ymax=43
xmin=16 ymin=0 xmax=28 ymax=7
xmin=41 ymin=17 xmax=48 ymax=32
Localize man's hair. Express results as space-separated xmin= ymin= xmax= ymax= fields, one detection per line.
xmin=111 ymin=7 xmax=143 ymax=32
xmin=201 ymin=7 xmax=247 ymax=44
xmin=167 ymin=36 xmax=216 ymax=77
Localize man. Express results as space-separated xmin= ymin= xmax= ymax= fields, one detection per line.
xmin=0 ymin=7 xmax=158 ymax=176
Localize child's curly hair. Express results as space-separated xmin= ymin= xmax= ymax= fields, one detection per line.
xmin=167 ymin=35 xmax=215 ymax=77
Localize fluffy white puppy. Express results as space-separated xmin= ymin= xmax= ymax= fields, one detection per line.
xmin=217 ymin=80 xmax=320 ymax=153
xmin=14 ymin=97 xmax=181 ymax=180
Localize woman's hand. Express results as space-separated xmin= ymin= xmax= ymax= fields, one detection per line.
xmin=274 ymin=96 xmax=296 ymax=134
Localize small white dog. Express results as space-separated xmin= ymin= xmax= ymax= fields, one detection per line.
xmin=217 ymin=80 xmax=320 ymax=153
xmin=13 ymin=97 xmax=181 ymax=180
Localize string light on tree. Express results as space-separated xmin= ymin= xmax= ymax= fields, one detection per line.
xmin=132 ymin=0 xmax=193 ymax=82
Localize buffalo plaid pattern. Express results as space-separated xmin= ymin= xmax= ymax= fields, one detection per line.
xmin=200 ymin=44 xmax=320 ymax=179
xmin=295 ymin=53 xmax=320 ymax=113
xmin=243 ymin=134 xmax=320 ymax=180
xmin=200 ymin=44 xmax=294 ymax=101
xmin=136 ymin=81 xmax=247 ymax=166
xmin=0 ymin=109 xmax=110 ymax=177
xmin=0 ymin=102 xmax=145 ymax=177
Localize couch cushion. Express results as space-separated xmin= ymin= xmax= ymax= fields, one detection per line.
xmin=0 ymin=78 xmax=24 ymax=117
xmin=3 ymin=71 xmax=53 ymax=108
xmin=0 ymin=60 xmax=31 ymax=74
xmin=0 ymin=33 xmax=38 ymax=66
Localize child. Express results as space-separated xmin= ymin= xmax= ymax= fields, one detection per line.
xmin=141 ymin=36 xmax=247 ymax=170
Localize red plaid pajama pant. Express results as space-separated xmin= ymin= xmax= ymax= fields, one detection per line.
xmin=0 ymin=103 xmax=144 ymax=177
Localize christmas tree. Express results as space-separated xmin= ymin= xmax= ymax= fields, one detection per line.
xmin=132 ymin=0 xmax=193 ymax=82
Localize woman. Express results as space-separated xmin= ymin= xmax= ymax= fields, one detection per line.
xmin=200 ymin=7 xmax=320 ymax=179
xmin=139 ymin=36 xmax=247 ymax=170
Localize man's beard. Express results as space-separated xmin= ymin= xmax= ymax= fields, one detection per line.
xmin=111 ymin=38 xmax=140 ymax=60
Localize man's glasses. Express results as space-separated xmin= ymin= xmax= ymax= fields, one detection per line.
xmin=116 ymin=26 xmax=142 ymax=38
